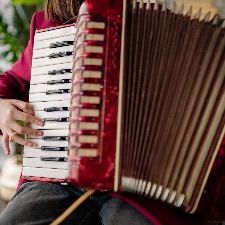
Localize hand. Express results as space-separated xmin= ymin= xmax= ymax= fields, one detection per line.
xmin=0 ymin=99 xmax=44 ymax=155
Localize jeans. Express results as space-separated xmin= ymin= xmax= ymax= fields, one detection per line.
xmin=0 ymin=182 xmax=154 ymax=225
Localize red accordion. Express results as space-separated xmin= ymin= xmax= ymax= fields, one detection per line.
xmin=23 ymin=0 xmax=225 ymax=222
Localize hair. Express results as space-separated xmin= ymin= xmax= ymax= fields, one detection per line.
xmin=45 ymin=0 xmax=84 ymax=24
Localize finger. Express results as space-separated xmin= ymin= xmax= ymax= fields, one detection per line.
xmin=2 ymin=132 xmax=10 ymax=155
xmin=13 ymin=110 xmax=44 ymax=127
xmin=8 ymin=131 xmax=33 ymax=148
xmin=10 ymin=121 xmax=43 ymax=136
xmin=10 ymin=99 xmax=34 ymax=115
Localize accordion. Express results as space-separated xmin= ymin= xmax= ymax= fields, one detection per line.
xmin=22 ymin=0 xmax=225 ymax=221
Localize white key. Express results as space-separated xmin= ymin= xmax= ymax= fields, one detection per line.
xmin=31 ymin=62 xmax=72 ymax=76
xmin=31 ymin=100 xmax=70 ymax=111
xmin=23 ymin=158 xmax=68 ymax=169
xmin=29 ymin=92 xmax=71 ymax=102
xmin=28 ymin=129 xmax=69 ymax=139
xmin=34 ymin=26 xmax=76 ymax=42
xmin=31 ymin=121 xmax=69 ymax=130
xmin=33 ymin=45 xmax=74 ymax=59
xmin=31 ymin=73 xmax=72 ymax=85
xmin=30 ymin=139 xmax=68 ymax=148
xmin=22 ymin=167 xmax=68 ymax=179
xmin=34 ymin=110 xmax=70 ymax=119
xmin=34 ymin=35 xmax=75 ymax=50
xmin=30 ymin=83 xmax=71 ymax=94
xmin=32 ymin=55 xmax=73 ymax=68
xmin=23 ymin=148 xmax=68 ymax=158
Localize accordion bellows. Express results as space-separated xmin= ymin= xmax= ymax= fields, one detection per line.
xmin=23 ymin=0 xmax=225 ymax=220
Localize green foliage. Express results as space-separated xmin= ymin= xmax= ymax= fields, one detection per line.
xmin=13 ymin=0 xmax=45 ymax=6
xmin=0 ymin=1 xmax=44 ymax=70
xmin=0 ymin=15 xmax=23 ymax=63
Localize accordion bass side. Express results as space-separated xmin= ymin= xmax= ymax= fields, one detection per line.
xmin=68 ymin=0 xmax=225 ymax=220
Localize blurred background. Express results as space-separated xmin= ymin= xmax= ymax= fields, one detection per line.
xmin=0 ymin=0 xmax=224 ymax=213
xmin=0 ymin=0 xmax=44 ymax=211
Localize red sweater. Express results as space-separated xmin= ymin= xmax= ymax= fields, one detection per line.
xmin=0 ymin=10 xmax=223 ymax=225
xmin=0 ymin=11 xmax=60 ymax=101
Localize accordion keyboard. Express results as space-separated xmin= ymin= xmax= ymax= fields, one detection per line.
xmin=22 ymin=25 xmax=76 ymax=180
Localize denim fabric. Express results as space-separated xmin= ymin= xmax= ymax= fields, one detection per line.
xmin=99 ymin=197 xmax=154 ymax=225
xmin=0 ymin=182 xmax=154 ymax=225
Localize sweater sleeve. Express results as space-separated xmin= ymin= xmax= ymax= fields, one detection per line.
xmin=0 ymin=12 xmax=38 ymax=102
xmin=0 ymin=11 xmax=60 ymax=102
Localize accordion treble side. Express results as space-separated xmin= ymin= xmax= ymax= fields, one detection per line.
xmin=69 ymin=0 xmax=225 ymax=220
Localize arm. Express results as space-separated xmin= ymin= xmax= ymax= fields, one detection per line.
xmin=0 ymin=12 xmax=45 ymax=155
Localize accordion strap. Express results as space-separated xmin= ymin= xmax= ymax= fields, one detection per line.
xmin=50 ymin=189 xmax=96 ymax=225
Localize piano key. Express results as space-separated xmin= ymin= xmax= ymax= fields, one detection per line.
xmin=48 ymin=69 xmax=72 ymax=75
xmin=29 ymin=139 xmax=68 ymax=148
xmin=47 ymin=79 xmax=71 ymax=85
xmin=33 ymin=45 xmax=74 ymax=59
xmin=29 ymin=92 xmax=71 ymax=102
xmin=30 ymin=83 xmax=71 ymax=94
xmin=28 ymin=129 xmax=69 ymax=139
xmin=22 ymin=167 xmax=68 ymax=179
xmin=44 ymin=117 xmax=69 ymax=122
xmin=31 ymin=100 xmax=70 ymax=111
xmin=41 ymin=157 xmax=67 ymax=162
xmin=34 ymin=35 xmax=75 ymax=50
xmin=42 ymin=136 xmax=68 ymax=141
xmin=23 ymin=157 xmax=68 ymax=169
xmin=34 ymin=26 xmax=76 ymax=42
xmin=44 ymin=107 xmax=70 ymax=112
xmin=49 ymin=51 xmax=73 ymax=59
xmin=31 ymin=62 xmax=73 ymax=76
xmin=32 ymin=55 xmax=73 ymax=68
xmin=50 ymin=41 xmax=74 ymax=48
xmin=31 ymin=121 xmax=69 ymax=130
xmin=23 ymin=156 xmax=68 ymax=169
xmin=41 ymin=147 xmax=67 ymax=151
xmin=34 ymin=110 xmax=70 ymax=119
xmin=31 ymin=73 xmax=72 ymax=85
xmin=23 ymin=148 xmax=68 ymax=158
